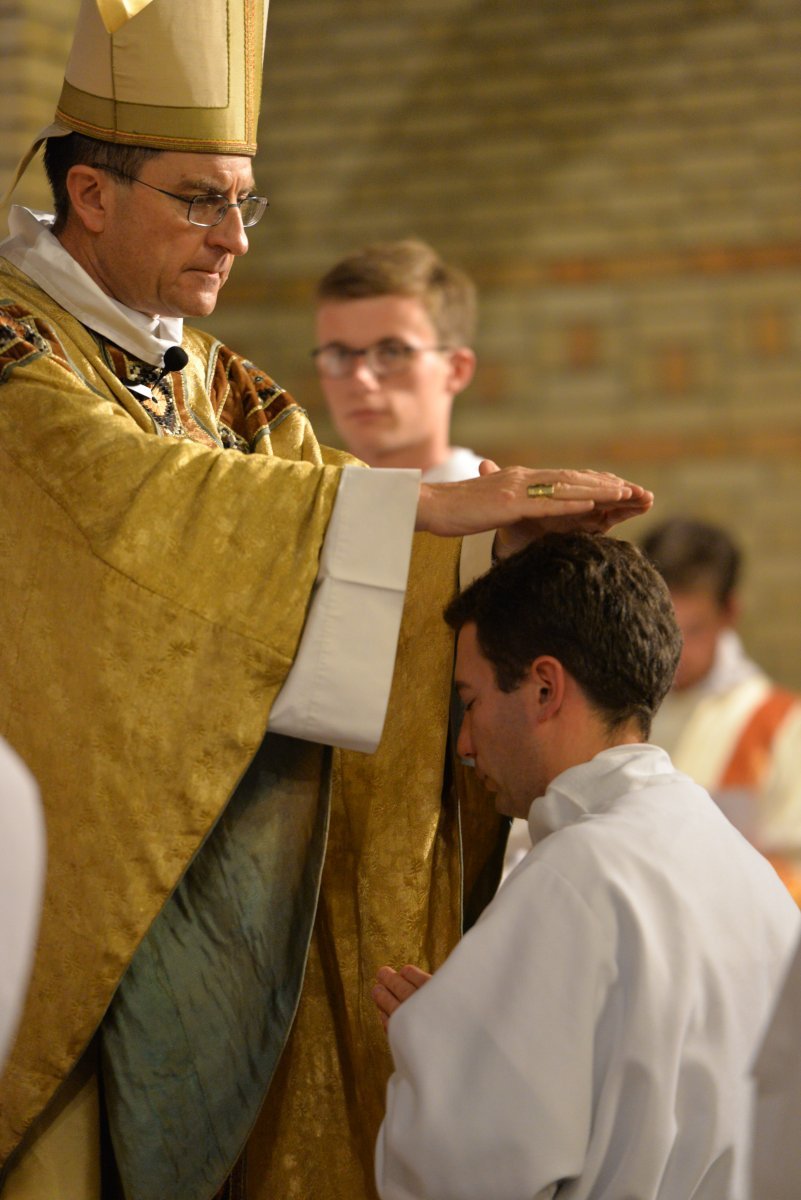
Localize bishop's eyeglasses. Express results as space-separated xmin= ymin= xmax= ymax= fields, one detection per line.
xmin=89 ymin=164 xmax=270 ymax=228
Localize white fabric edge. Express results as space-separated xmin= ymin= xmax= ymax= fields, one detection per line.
xmin=1 ymin=207 xmax=183 ymax=365
xmin=0 ymin=739 xmax=46 ymax=1076
xmin=268 ymin=466 xmax=421 ymax=752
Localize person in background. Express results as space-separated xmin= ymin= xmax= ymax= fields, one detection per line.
xmin=642 ymin=516 xmax=801 ymax=903
xmin=314 ymin=238 xmax=535 ymax=879
xmin=372 ymin=532 xmax=800 ymax=1200
xmin=313 ymin=238 xmax=484 ymax=481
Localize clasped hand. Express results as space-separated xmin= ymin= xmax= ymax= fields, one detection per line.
xmin=372 ymin=964 xmax=432 ymax=1031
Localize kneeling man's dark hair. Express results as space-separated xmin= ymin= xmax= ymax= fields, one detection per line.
xmin=445 ymin=532 xmax=681 ymax=738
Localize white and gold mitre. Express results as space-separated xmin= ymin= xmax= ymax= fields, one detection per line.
xmin=1 ymin=0 xmax=269 ymax=206
xmin=53 ymin=0 xmax=269 ymax=155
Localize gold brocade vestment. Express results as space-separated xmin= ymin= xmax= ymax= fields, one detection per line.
xmin=0 ymin=260 xmax=503 ymax=1199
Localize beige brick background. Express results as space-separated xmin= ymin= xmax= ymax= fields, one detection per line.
xmin=4 ymin=0 xmax=801 ymax=685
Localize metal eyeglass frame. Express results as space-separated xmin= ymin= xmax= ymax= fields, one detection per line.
xmin=89 ymin=164 xmax=269 ymax=228
xmin=311 ymin=338 xmax=450 ymax=379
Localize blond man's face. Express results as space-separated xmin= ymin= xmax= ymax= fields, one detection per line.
xmin=314 ymin=295 xmax=469 ymax=469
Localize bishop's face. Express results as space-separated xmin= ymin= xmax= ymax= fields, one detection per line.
xmin=79 ymin=152 xmax=256 ymax=318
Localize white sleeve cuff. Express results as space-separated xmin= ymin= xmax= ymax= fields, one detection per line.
xmin=268 ymin=466 xmax=421 ymax=752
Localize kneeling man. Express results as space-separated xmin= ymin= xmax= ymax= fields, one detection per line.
xmin=373 ymin=532 xmax=800 ymax=1200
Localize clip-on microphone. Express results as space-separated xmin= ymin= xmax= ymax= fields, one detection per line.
xmin=156 ymin=345 xmax=189 ymax=383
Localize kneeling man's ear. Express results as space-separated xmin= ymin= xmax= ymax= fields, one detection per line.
xmin=529 ymin=656 xmax=565 ymax=719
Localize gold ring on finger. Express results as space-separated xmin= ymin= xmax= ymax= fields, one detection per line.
xmin=527 ymin=482 xmax=556 ymax=499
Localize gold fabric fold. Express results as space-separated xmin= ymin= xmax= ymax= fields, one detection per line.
xmin=0 ymin=258 xmax=503 ymax=1198
xmin=0 ymin=262 xmax=340 ymax=1169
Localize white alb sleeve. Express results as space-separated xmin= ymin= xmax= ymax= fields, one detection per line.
xmin=267 ymin=466 xmax=421 ymax=753
xmin=375 ymin=861 xmax=605 ymax=1200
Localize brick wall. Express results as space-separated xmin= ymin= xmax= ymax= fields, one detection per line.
xmin=0 ymin=0 xmax=77 ymax=209
xmin=5 ymin=0 xmax=801 ymax=685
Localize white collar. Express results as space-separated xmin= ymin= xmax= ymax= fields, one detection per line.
xmin=422 ymin=447 xmax=484 ymax=483
xmin=687 ymin=628 xmax=763 ymax=699
xmin=0 ymin=206 xmax=183 ymax=367
xmin=527 ymin=743 xmax=676 ymax=846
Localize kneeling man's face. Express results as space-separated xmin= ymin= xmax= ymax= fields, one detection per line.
xmin=454 ymin=622 xmax=546 ymax=820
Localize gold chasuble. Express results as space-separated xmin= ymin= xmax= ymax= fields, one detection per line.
xmin=0 ymin=260 xmax=503 ymax=1199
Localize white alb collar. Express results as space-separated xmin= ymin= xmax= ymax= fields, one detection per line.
xmin=527 ymin=743 xmax=676 ymax=847
xmin=0 ymin=206 xmax=183 ymax=366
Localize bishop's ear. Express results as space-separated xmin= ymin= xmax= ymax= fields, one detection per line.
xmin=65 ymin=165 xmax=110 ymax=234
